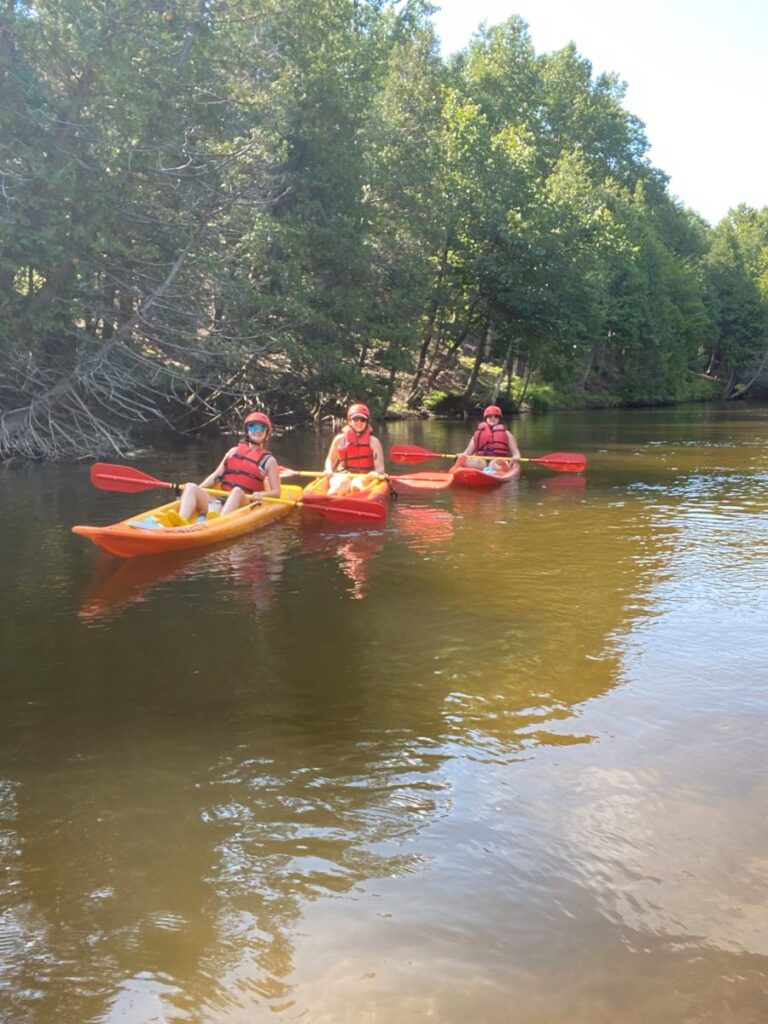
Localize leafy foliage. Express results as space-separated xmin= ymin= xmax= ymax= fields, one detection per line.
xmin=1 ymin=4 xmax=766 ymax=458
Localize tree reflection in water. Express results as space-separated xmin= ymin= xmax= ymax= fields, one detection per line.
xmin=6 ymin=421 xmax=763 ymax=1024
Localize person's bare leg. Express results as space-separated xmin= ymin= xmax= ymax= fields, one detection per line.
xmin=328 ymin=473 xmax=351 ymax=496
xmin=221 ymin=487 xmax=247 ymax=515
xmin=178 ymin=483 xmax=211 ymax=521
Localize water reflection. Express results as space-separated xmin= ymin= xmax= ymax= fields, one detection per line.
xmin=0 ymin=714 xmax=452 ymax=1021
xmin=299 ymin=520 xmax=386 ymax=601
xmin=447 ymin=480 xmax=520 ymax=529
xmin=298 ymin=505 xmax=456 ymax=600
xmin=562 ymin=754 xmax=768 ymax=958
xmin=396 ymin=506 xmax=454 ymax=554
xmin=532 ymin=473 xmax=587 ymax=496
xmin=2 ymin=407 xmax=768 ymax=1022
xmin=79 ymin=529 xmax=292 ymax=622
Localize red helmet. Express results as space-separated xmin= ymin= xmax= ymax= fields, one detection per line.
xmin=483 ymin=405 xmax=502 ymax=419
xmin=347 ymin=403 xmax=370 ymax=421
xmin=244 ymin=411 xmax=272 ymax=434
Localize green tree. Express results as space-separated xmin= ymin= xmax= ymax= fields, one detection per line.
xmin=0 ymin=0 xmax=289 ymax=457
xmin=704 ymin=206 xmax=768 ymax=397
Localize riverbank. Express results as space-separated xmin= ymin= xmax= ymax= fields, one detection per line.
xmin=0 ymin=360 xmax=739 ymax=465
xmin=386 ymin=362 xmax=726 ymax=420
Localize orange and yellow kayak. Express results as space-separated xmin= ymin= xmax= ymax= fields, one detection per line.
xmin=72 ymin=484 xmax=302 ymax=558
xmin=301 ymin=472 xmax=390 ymax=509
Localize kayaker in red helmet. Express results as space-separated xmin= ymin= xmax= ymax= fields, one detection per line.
xmin=324 ymin=403 xmax=385 ymax=495
xmin=176 ymin=411 xmax=282 ymax=523
xmin=457 ymin=405 xmax=521 ymax=473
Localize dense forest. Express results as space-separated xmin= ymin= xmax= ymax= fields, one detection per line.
xmin=2 ymin=0 xmax=768 ymax=459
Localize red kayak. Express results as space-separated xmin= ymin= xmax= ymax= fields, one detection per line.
xmin=301 ymin=472 xmax=390 ymax=515
xmin=449 ymin=460 xmax=521 ymax=489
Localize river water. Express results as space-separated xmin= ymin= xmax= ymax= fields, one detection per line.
xmin=1 ymin=404 xmax=767 ymax=1023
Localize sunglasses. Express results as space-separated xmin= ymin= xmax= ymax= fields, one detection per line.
xmin=350 ymin=415 xmax=368 ymax=423
xmin=247 ymin=423 xmax=267 ymax=432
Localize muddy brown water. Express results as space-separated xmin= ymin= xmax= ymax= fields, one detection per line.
xmin=1 ymin=404 xmax=767 ymax=1023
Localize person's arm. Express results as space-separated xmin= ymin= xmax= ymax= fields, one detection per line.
xmin=200 ymin=449 xmax=234 ymax=489
xmin=460 ymin=436 xmax=477 ymax=457
xmin=371 ymin=437 xmax=385 ymax=474
xmin=259 ymin=456 xmax=282 ymax=499
xmin=507 ymin=432 xmax=521 ymax=460
xmin=324 ymin=435 xmax=342 ymax=474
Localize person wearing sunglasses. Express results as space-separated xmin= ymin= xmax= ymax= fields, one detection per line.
xmin=176 ymin=411 xmax=281 ymax=523
xmin=323 ymin=403 xmax=385 ymax=495
xmin=457 ymin=405 xmax=521 ymax=474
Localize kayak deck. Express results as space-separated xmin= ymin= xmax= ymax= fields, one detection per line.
xmin=72 ymin=484 xmax=302 ymax=558
xmin=302 ymin=473 xmax=390 ymax=506
xmin=450 ymin=461 xmax=521 ymax=488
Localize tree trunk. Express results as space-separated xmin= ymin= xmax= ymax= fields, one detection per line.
xmin=726 ymin=340 xmax=768 ymax=399
xmin=0 ymin=239 xmax=195 ymax=455
xmin=581 ymin=340 xmax=600 ymax=388
xmin=721 ymin=364 xmax=736 ymax=399
xmin=358 ymin=336 xmax=369 ymax=370
xmin=420 ymin=311 xmax=475 ymax=398
xmin=492 ymin=339 xmax=515 ymax=403
xmin=407 ymin=235 xmax=449 ymax=405
xmin=517 ymin=360 xmax=534 ymax=407
xmin=461 ymin=325 xmax=490 ymax=409
xmin=381 ymin=364 xmax=398 ymax=414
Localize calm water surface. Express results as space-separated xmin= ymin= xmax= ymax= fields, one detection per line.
xmin=1 ymin=405 xmax=767 ymax=1023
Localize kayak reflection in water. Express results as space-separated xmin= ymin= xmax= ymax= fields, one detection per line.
xmin=323 ymin=403 xmax=385 ymax=496
xmin=177 ymin=411 xmax=282 ymax=524
xmin=458 ymin=405 xmax=521 ymax=474
xmin=301 ymin=519 xmax=385 ymax=601
xmin=79 ymin=531 xmax=289 ymax=622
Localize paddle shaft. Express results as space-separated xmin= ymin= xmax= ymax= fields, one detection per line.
xmin=388 ymin=445 xmax=586 ymax=472
xmin=278 ymin=467 xmax=453 ymax=492
xmin=204 ymin=488 xmax=386 ymax=522
xmin=199 ymin=485 xmax=386 ymax=519
xmin=89 ymin=463 xmax=386 ymax=521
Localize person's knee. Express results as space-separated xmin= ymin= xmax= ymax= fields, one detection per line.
xmin=222 ymin=487 xmax=247 ymax=512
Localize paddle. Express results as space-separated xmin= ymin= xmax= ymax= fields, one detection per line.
xmin=388 ymin=445 xmax=587 ymax=473
xmin=278 ymin=467 xmax=453 ymax=492
xmin=89 ymin=463 xmax=387 ymax=523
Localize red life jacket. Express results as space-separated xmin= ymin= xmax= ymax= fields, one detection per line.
xmin=472 ymin=422 xmax=511 ymax=457
xmin=219 ymin=443 xmax=274 ymax=492
xmin=336 ymin=425 xmax=375 ymax=471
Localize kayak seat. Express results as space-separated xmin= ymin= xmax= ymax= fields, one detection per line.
xmin=128 ymin=516 xmax=164 ymax=531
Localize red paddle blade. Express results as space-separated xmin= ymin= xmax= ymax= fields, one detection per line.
xmin=389 ymin=444 xmax=443 ymax=464
xmin=90 ymin=462 xmax=172 ymax=492
xmin=530 ymin=452 xmax=587 ymax=472
xmin=388 ymin=472 xmax=453 ymax=495
xmin=299 ymin=494 xmax=387 ymax=522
